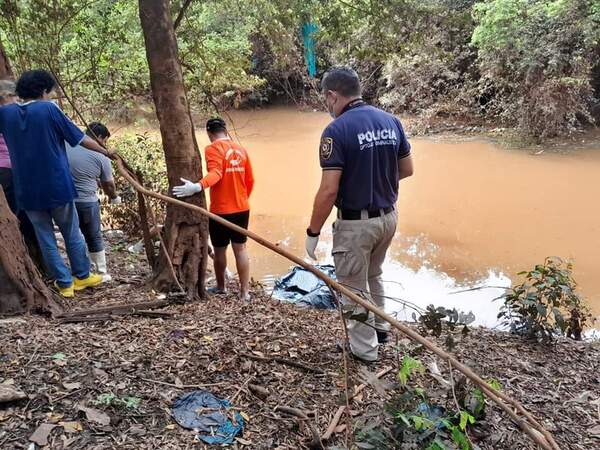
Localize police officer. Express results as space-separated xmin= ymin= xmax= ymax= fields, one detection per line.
xmin=305 ymin=67 xmax=414 ymax=363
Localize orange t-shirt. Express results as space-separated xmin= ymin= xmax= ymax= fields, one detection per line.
xmin=199 ymin=138 xmax=254 ymax=215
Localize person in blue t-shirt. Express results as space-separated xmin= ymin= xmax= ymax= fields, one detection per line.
xmin=305 ymin=67 xmax=414 ymax=363
xmin=0 ymin=70 xmax=114 ymax=298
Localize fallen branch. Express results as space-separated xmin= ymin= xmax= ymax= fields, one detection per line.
xmin=350 ymin=366 xmax=394 ymax=401
xmin=333 ymin=288 xmax=352 ymax=447
xmin=59 ymin=315 xmax=112 ymax=323
xmin=275 ymin=406 xmax=323 ymax=450
xmin=322 ymin=366 xmax=394 ymax=441
xmin=58 ymin=309 xmax=174 ymax=323
xmin=322 ymin=407 xmax=346 ymax=442
xmin=55 ymin=299 xmax=174 ymax=319
xmin=125 ymin=374 xmax=226 ymax=390
xmin=240 ymin=352 xmax=324 ymax=375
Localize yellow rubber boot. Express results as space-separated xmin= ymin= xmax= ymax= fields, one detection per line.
xmin=73 ymin=273 xmax=104 ymax=291
xmin=54 ymin=282 xmax=75 ymax=298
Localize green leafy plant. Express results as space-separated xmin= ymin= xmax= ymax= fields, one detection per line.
xmin=94 ymin=393 xmax=141 ymax=410
xmin=104 ymin=133 xmax=167 ymax=234
xmin=414 ymin=305 xmax=475 ymax=350
xmin=498 ymin=257 xmax=593 ymax=342
xmin=361 ymin=355 xmax=489 ymax=450
xmin=398 ymin=356 xmax=425 ymax=386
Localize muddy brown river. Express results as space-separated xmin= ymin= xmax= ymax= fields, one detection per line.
xmin=130 ymin=107 xmax=600 ymax=327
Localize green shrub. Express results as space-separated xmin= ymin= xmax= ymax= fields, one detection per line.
xmin=104 ymin=133 xmax=167 ymax=234
xmin=472 ymin=0 xmax=600 ymax=138
xmin=498 ymin=257 xmax=593 ymax=342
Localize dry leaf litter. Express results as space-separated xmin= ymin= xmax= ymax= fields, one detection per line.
xmin=1 ymin=233 xmax=599 ymax=450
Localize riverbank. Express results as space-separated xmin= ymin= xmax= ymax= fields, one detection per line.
xmin=1 ymin=234 xmax=599 ymax=449
xmin=404 ymin=115 xmax=600 ymax=152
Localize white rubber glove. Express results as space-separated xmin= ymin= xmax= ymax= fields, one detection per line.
xmin=173 ymin=178 xmax=202 ymax=198
xmin=110 ymin=195 xmax=122 ymax=205
xmin=305 ymin=235 xmax=319 ymax=260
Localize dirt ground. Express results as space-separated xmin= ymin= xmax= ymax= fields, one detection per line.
xmin=1 ymin=234 xmax=599 ymax=450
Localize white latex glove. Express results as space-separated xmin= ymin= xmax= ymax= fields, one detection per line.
xmin=305 ymin=235 xmax=319 ymax=260
xmin=110 ymin=195 xmax=122 ymax=205
xmin=173 ymin=178 xmax=202 ymax=198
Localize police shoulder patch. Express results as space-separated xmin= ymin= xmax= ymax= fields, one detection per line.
xmin=320 ymin=137 xmax=333 ymax=160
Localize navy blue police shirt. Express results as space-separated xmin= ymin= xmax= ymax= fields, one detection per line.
xmin=319 ymin=100 xmax=411 ymax=210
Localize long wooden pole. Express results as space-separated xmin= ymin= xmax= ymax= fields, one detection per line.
xmin=114 ymin=157 xmax=559 ymax=450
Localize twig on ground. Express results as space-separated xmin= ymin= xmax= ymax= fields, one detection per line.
xmin=240 ymin=352 xmax=325 ymax=375
xmin=332 ymin=288 xmax=353 ymax=448
xmin=56 ymin=299 xmax=174 ymax=318
xmin=275 ymin=406 xmax=323 ymax=450
xmin=322 ymin=366 xmax=394 ymax=442
xmin=124 ymin=374 xmax=226 ymax=390
xmin=229 ymin=376 xmax=252 ymax=404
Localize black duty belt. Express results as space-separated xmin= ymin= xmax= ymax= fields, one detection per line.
xmin=338 ymin=206 xmax=394 ymax=220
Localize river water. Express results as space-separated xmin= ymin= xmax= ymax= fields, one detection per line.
xmin=187 ymin=107 xmax=600 ymax=327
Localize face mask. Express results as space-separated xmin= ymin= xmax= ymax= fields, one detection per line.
xmin=327 ymin=94 xmax=337 ymax=119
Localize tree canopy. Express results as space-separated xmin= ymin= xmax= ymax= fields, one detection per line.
xmin=1 ymin=0 xmax=599 ymax=138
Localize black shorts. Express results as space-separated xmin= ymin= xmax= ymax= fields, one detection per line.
xmin=209 ymin=210 xmax=250 ymax=248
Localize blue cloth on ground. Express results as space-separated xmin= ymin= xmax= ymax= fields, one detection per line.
xmin=171 ymin=390 xmax=244 ymax=445
xmin=273 ymin=265 xmax=337 ymax=309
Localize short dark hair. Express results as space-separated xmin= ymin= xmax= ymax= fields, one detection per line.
xmin=15 ymin=69 xmax=56 ymax=100
xmin=321 ymin=66 xmax=361 ymax=97
xmin=86 ymin=122 xmax=110 ymax=139
xmin=206 ymin=117 xmax=227 ymax=133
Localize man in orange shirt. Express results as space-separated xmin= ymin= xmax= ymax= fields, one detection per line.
xmin=173 ymin=118 xmax=254 ymax=300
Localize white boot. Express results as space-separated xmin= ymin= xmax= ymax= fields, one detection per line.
xmin=89 ymin=250 xmax=112 ymax=282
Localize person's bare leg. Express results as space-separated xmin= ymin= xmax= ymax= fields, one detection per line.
xmin=232 ymin=242 xmax=250 ymax=300
xmin=213 ymin=246 xmax=228 ymax=292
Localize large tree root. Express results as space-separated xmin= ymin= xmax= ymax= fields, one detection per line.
xmin=0 ymin=188 xmax=61 ymax=316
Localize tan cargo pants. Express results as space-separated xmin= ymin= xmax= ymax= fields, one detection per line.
xmin=332 ymin=210 xmax=397 ymax=361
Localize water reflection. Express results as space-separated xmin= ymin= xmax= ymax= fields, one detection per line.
xmin=261 ymin=233 xmax=511 ymax=328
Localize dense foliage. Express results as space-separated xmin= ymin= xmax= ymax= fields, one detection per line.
xmin=1 ymin=0 xmax=599 ymax=138
xmin=102 ymin=133 xmax=167 ymax=233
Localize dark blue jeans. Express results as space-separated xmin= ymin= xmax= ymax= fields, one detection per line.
xmin=26 ymin=202 xmax=90 ymax=287
xmin=75 ymin=201 xmax=104 ymax=253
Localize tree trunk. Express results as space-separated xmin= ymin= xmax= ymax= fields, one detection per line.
xmin=0 ymin=188 xmax=61 ymax=315
xmin=138 ymin=0 xmax=208 ymax=299
xmin=0 ymin=36 xmax=12 ymax=78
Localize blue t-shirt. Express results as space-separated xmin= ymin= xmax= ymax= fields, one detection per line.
xmin=319 ymin=101 xmax=411 ymax=210
xmin=0 ymin=101 xmax=84 ymax=211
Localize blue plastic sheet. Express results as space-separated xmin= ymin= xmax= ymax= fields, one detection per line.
xmin=273 ymin=265 xmax=337 ymax=309
xmin=172 ymin=390 xmax=244 ymax=445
